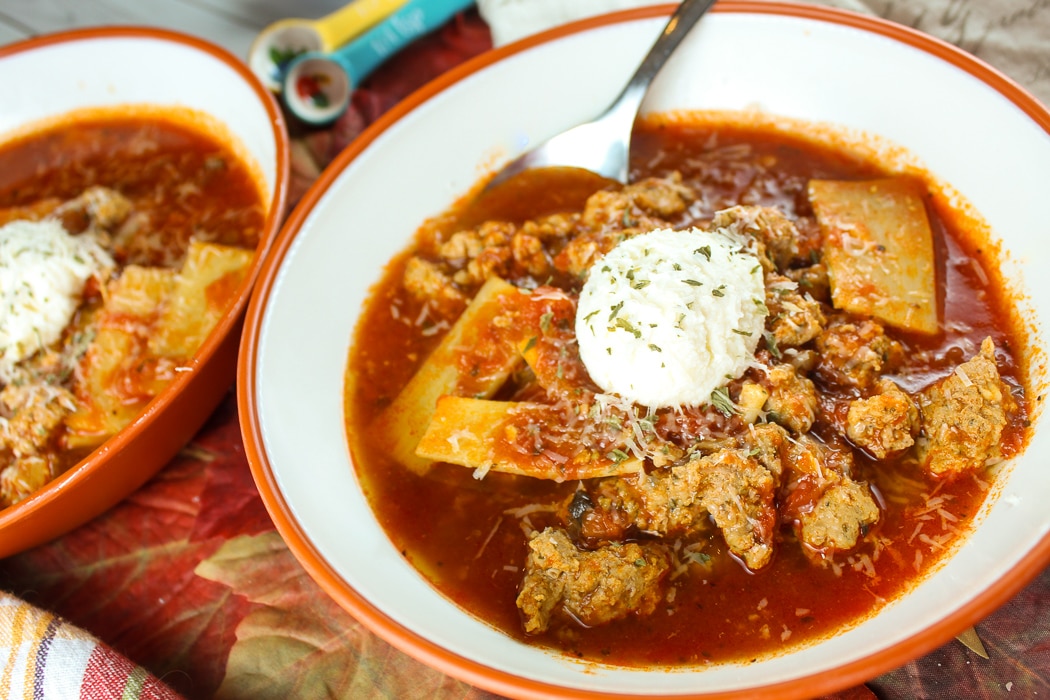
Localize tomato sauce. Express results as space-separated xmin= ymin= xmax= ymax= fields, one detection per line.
xmin=0 ymin=112 xmax=265 ymax=267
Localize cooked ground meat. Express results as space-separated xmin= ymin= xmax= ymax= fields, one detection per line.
xmin=633 ymin=449 xmax=778 ymax=570
xmin=815 ymin=316 xmax=904 ymax=390
xmin=438 ymin=220 xmax=516 ymax=260
xmin=762 ymin=363 xmax=819 ymax=434
xmin=444 ymin=220 xmax=564 ymax=287
xmin=52 ymin=185 xmax=132 ymax=234
xmin=0 ymin=185 xmax=133 ymax=235
xmin=614 ymin=463 xmax=710 ymax=538
xmin=797 ymin=479 xmax=880 ymax=553
xmin=711 ymin=205 xmax=802 ymax=271
xmin=744 ymin=423 xmax=789 ymax=484
xmin=581 ymin=174 xmax=693 ymax=227
xmin=0 ymin=382 xmax=75 ymax=458
xmin=555 ymin=175 xmax=692 ymax=277
xmin=0 ymin=382 xmax=76 ymax=506
xmin=693 ymin=449 xmax=779 ymax=570
xmin=570 ymin=446 xmax=780 ymax=570
xmin=764 ymin=274 xmax=827 ymax=349
xmin=783 ymin=432 xmax=857 ymax=481
xmin=517 ymin=527 xmax=670 ymax=633
xmin=406 ymin=214 xmax=580 ymax=312
xmin=402 ymin=256 xmax=467 ymax=317
xmin=509 ymin=231 xmax=549 ymax=277
xmin=846 ymin=378 xmax=920 ymax=458
xmin=784 ymin=263 xmax=831 ymax=303
xmin=780 ymin=434 xmax=880 ymax=553
xmin=917 ymin=337 xmax=1017 ymax=477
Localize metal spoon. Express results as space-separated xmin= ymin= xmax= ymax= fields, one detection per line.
xmin=485 ymin=0 xmax=717 ymax=190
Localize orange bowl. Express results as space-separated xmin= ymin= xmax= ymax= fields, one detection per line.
xmin=0 ymin=27 xmax=289 ymax=557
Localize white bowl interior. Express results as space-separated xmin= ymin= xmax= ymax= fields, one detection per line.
xmin=252 ymin=9 xmax=1050 ymax=695
xmin=0 ymin=33 xmax=280 ymax=207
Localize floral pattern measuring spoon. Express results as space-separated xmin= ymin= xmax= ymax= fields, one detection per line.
xmin=248 ymin=0 xmax=409 ymax=93
xmin=281 ymin=0 xmax=476 ymax=126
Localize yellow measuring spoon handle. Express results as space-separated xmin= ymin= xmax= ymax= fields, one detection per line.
xmin=313 ymin=0 xmax=411 ymax=51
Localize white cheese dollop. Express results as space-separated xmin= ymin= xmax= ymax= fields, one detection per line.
xmin=575 ymin=227 xmax=767 ymax=409
xmin=0 ymin=219 xmax=114 ymax=369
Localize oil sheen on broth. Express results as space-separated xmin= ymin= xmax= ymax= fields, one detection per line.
xmin=344 ymin=114 xmax=1030 ymax=666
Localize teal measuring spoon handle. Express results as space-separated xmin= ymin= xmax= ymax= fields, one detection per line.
xmin=333 ymin=0 xmax=475 ymax=85
xmin=282 ymin=0 xmax=474 ymax=125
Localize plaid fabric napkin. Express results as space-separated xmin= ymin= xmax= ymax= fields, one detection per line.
xmin=0 ymin=592 xmax=182 ymax=700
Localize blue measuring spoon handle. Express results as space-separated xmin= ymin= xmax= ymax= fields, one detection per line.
xmin=282 ymin=0 xmax=474 ymax=125
xmin=332 ymin=0 xmax=475 ymax=85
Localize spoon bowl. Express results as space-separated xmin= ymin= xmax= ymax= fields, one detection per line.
xmin=282 ymin=52 xmax=354 ymax=124
xmin=483 ymin=0 xmax=717 ymax=191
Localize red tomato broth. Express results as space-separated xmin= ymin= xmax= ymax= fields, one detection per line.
xmin=344 ymin=115 xmax=1030 ymax=666
xmin=0 ymin=108 xmax=266 ymax=268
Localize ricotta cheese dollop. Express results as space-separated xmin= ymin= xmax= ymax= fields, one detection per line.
xmin=575 ymin=227 xmax=767 ymax=409
xmin=0 ymin=219 xmax=114 ymax=370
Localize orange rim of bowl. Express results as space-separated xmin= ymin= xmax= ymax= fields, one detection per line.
xmin=237 ymin=2 xmax=1050 ymax=698
xmin=0 ymin=27 xmax=290 ymax=554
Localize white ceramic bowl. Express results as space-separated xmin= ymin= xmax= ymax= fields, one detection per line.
xmin=239 ymin=3 xmax=1050 ymax=698
xmin=0 ymin=28 xmax=289 ymax=558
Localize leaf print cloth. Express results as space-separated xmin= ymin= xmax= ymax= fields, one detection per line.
xmin=1 ymin=4 xmax=1048 ymax=699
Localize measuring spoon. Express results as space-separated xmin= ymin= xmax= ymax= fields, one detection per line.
xmin=249 ymin=0 xmax=409 ymax=93
xmin=281 ymin=0 xmax=475 ymax=126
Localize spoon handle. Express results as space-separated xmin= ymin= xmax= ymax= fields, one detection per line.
xmin=606 ymin=0 xmax=718 ymax=124
xmin=313 ymin=0 xmax=410 ymax=50
xmin=332 ymin=0 xmax=475 ymax=84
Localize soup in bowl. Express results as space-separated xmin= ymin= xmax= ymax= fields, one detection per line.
xmin=240 ymin=3 xmax=1049 ymax=698
xmin=0 ymin=28 xmax=289 ymax=557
